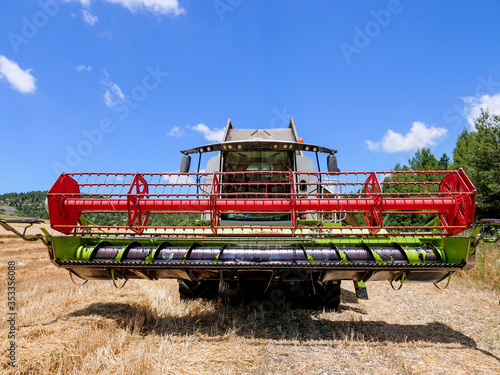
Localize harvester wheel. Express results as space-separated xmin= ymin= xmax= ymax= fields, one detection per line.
xmin=178 ymin=280 xmax=218 ymax=300
xmin=311 ymin=280 xmax=341 ymax=310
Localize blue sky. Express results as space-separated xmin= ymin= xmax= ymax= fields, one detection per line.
xmin=1 ymin=0 xmax=500 ymax=193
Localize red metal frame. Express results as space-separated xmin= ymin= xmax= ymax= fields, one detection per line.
xmin=363 ymin=172 xmax=382 ymax=235
xmin=47 ymin=174 xmax=81 ymax=234
xmin=210 ymin=173 xmax=220 ymax=233
xmin=47 ymin=170 xmax=476 ymax=237
xmin=127 ymin=174 xmax=149 ymax=234
xmin=438 ymin=169 xmax=476 ymax=235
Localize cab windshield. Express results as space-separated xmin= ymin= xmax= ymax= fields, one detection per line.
xmin=223 ymin=149 xmax=293 ymax=172
xmin=220 ymin=150 xmax=293 ymax=221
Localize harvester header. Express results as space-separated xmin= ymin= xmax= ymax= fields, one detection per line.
xmin=47 ymin=169 xmax=475 ymax=237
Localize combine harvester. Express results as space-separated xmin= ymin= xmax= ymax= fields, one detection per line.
xmin=2 ymin=120 xmax=499 ymax=309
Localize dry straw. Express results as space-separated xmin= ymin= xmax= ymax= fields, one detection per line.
xmin=0 ymin=226 xmax=499 ymax=374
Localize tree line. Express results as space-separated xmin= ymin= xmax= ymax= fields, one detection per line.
xmin=0 ymin=191 xmax=49 ymax=219
xmin=453 ymin=110 xmax=499 ymax=219
xmin=384 ymin=109 xmax=499 ymax=221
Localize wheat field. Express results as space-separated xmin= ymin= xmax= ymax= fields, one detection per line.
xmin=0 ymin=224 xmax=499 ymax=374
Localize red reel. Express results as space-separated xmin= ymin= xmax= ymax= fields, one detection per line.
xmin=438 ymin=169 xmax=476 ymax=235
xmin=127 ymin=174 xmax=150 ymax=234
xmin=47 ymin=174 xmax=81 ymax=234
xmin=363 ymin=173 xmax=382 ymax=235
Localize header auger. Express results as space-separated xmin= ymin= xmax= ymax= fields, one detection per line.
xmin=3 ymin=119 xmax=498 ymax=309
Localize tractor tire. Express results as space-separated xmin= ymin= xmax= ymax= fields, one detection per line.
xmin=310 ymin=280 xmax=341 ymax=310
xmin=178 ymin=280 xmax=218 ymax=300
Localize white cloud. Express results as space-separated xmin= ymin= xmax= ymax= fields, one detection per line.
xmin=61 ymin=0 xmax=92 ymax=7
xmin=189 ymin=124 xmax=225 ymax=142
xmin=75 ymin=64 xmax=92 ymax=72
xmin=0 ymin=55 xmax=37 ymax=94
xmin=366 ymin=122 xmax=448 ymax=153
xmin=463 ymin=93 xmax=500 ymax=129
xmin=82 ymin=9 xmax=98 ymax=25
xmin=62 ymin=0 xmax=185 ymax=15
xmin=63 ymin=0 xmax=185 ymax=18
xmin=167 ymin=126 xmax=184 ymax=137
xmin=104 ymin=0 xmax=185 ymax=15
xmin=103 ymin=84 xmax=124 ymax=107
xmin=163 ymin=173 xmax=196 ymax=185
xmin=101 ymin=69 xmax=124 ymax=107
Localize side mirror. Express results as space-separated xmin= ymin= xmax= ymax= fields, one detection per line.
xmin=327 ymin=154 xmax=339 ymax=173
xmin=180 ymin=154 xmax=191 ymax=173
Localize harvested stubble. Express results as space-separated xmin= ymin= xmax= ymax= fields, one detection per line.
xmin=0 ymin=225 xmax=499 ymax=375
xmin=455 ymin=241 xmax=500 ymax=293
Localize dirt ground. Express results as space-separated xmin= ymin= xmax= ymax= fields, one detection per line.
xmin=0 ymin=224 xmax=499 ymax=375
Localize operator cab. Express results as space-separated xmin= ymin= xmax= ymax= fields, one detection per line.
xmin=179 ymin=119 xmax=339 ymax=225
